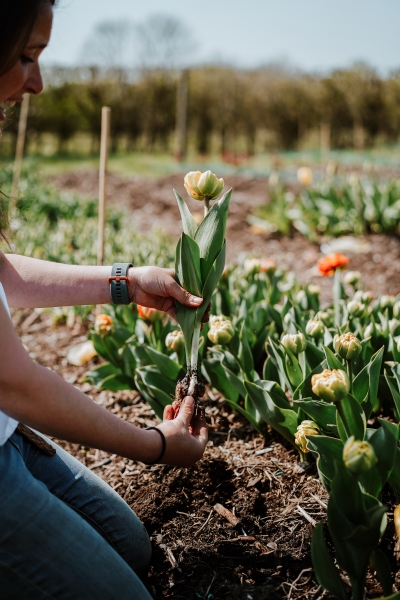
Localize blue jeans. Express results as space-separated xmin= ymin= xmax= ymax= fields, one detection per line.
xmin=0 ymin=430 xmax=153 ymax=599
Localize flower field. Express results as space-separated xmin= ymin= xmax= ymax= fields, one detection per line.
xmin=6 ymin=161 xmax=400 ymax=599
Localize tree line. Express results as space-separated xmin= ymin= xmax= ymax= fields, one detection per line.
xmin=3 ymin=63 xmax=400 ymax=156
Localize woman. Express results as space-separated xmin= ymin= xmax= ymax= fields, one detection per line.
xmin=0 ymin=1 xmax=208 ymax=598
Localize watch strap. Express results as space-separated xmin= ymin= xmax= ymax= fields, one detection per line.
xmin=109 ymin=263 xmax=133 ymax=304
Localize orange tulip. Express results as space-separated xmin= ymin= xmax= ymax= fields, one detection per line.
xmin=137 ymin=305 xmax=164 ymax=322
xmin=317 ymin=253 xmax=349 ymax=277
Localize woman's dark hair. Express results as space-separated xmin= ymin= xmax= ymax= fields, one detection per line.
xmin=0 ymin=0 xmax=55 ymax=77
xmin=0 ymin=0 xmax=55 ymax=243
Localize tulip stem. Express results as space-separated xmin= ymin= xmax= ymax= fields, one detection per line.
xmin=204 ymin=196 xmax=210 ymax=218
xmin=188 ymin=324 xmax=201 ymax=396
xmin=347 ymin=359 xmax=353 ymax=394
xmin=337 ymin=399 xmax=351 ymax=439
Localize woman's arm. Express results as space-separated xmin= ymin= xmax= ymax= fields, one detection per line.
xmin=0 ymin=253 xmax=204 ymax=319
xmin=0 ymin=303 xmax=207 ymax=466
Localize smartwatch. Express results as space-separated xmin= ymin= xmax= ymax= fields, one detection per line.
xmin=109 ymin=263 xmax=133 ymax=304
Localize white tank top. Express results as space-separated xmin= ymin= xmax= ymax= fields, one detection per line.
xmin=0 ymin=283 xmax=18 ymax=445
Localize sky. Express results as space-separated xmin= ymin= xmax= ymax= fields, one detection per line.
xmin=44 ymin=0 xmax=400 ymax=74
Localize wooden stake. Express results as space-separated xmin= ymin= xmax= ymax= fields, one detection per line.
xmin=175 ymin=69 xmax=188 ymax=162
xmin=10 ymin=94 xmax=30 ymax=215
xmin=97 ymin=106 xmax=111 ymax=267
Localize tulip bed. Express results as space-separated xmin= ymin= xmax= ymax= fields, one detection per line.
xmin=251 ymin=171 xmax=400 ymax=240
xmin=87 ymin=244 xmax=400 ymax=599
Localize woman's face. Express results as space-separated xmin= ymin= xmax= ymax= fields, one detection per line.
xmin=0 ymin=2 xmax=53 ymax=122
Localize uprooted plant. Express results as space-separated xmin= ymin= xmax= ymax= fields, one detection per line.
xmin=174 ymin=170 xmax=231 ymax=409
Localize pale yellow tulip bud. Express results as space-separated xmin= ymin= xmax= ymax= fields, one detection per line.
xmin=95 ymin=314 xmax=114 ymax=337
xmin=183 ymin=171 xmax=203 ymax=201
xmin=343 ymin=271 xmax=361 ymax=286
xmin=197 ymin=170 xmax=224 ymax=199
xmin=208 ymin=319 xmax=235 ymax=345
xmin=334 ymin=332 xmax=362 ymax=361
xmin=306 ymin=319 xmax=325 ymax=339
xmin=311 ymin=369 xmax=350 ymax=403
xmin=295 ymin=420 xmax=321 ymax=453
xmin=347 ymin=300 xmax=365 ymax=318
xmin=308 ymin=284 xmax=320 ymax=296
xmin=297 ymin=166 xmax=313 ymax=186
xmin=380 ymin=295 xmax=396 ymax=311
xmin=281 ymin=332 xmax=307 ymax=355
xmin=244 ymin=257 xmax=261 ymax=274
xmin=165 ymin=329 xmax=185 ymax=352
xmin=343 ymin=436 xmax=377 ymax=475
xmin=316 ymin=310 xmax=332 ymax=327
xmin=393 ymin=301 xmax=400 ymax=318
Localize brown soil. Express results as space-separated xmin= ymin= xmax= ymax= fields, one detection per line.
xmin=13 ymin=307 xmax=400 ymax=600
xmin=51 ymin=170 xmax=400 ymax=299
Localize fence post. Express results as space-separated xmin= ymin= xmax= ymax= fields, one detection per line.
xmin=175 ymin=69 xmax=188 ymax=162
xmin=10 ymin=94 xmax=30 ymax=215
xmin=97 ymin=106 xmax=111 ymax=267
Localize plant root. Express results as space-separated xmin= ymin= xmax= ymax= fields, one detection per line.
xmin=175 ymin=370 xmax=206 ymax=424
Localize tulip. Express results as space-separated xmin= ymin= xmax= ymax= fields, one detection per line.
xmin=343 ymin=271 xmax=361 ymax=287
xmin=208 ymin=319 xmax=235 ymax=345
xmin=380 ymin=295 xmax=396 ymax=311
xmin=295 ymin=420 xmax=321 ymax=453
xmin=347 ymin=300 xmax=365 ymax=318
xmin=389 ymin=319 xmax=400 ymax=336
xmin=393 ymin=301 xmax=400 ymax=319
xmin=306 ymin=319 xmax=325 ymax=340
xmin=334 ymin=332 xmax=362 ymax=361
xmin=67 ymin=340 xmax=97 ymax=366
xmin=343 ymin=436 xmax=377 ymax=475
xmin=95 ymin=314 xmax=114 ymax=337
xmin=316 ymin=310 xmax=332 ymax=327
xmin=364 ymin=321 xmax=382 ymax=339
xmin=281 ymin=332 xmax=307 ymax=355
xmin=308 ymin=284 xmax=320 ymax=296
xmin=244 ymin=257 xmax=261 ymax=274
xmin=165 ymin=329 xmax=185 ymax=352
xmin=297 ymin=166 xmax=313 ymax=186
xmin=184 ymin=170 xmax=224 ymax=205
xmin=296 ymin=290 xmax=307 ymax=305
xmin=137 ymin=305 xmax=164 ymax=322
xmin=311 ymin=369 xmax=350 ymax=403
xmin=260 ymin=258 xmax=277 ymax=276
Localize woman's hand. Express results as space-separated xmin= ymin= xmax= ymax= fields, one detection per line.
xmin=128 ymin=266 xmax=210 ymax=322
xmin=146 ymin=397 xmax=208 ymax=467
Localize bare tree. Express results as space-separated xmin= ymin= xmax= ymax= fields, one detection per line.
xmin=79 ymin=20 xmax=133 ymax=69
xmin=134 ymin=14 xmax=196 ymax=71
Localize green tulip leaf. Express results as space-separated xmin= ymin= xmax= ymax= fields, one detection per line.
xmin=84 ymin=362 xmax=121 ymax=387
xmin=307 ymin=436 xmax=344 ymax=488
xmin=203 ymin=358 xmax=239 ymax=404
xmin=239 ymin=320 xmax=254 ymax=379
xmin=311 ymin=523 xmax=350 ymax=600
xmin=324 ymin=346 xmax=344 ymax=371
xmin=336 ymin=395 xmax=366 ymax=442
xmin=174 ymin=190 xmax=198 ymax=239
xmin=180 ymin=233 xmax=202 ymax=297
xmin=195 ymin=189 xmax=231 ymax=279
xmin=295 ymin=399 xmax=338 ymax=434
xmin=144 ymin=345 xmax=184 ymax=381
xmin=98 ymin=373 xmax=136 ymax=392
xmin=195 ymin=241 xmax=226 ymax=326
xmin=385 ymin=371 xmax=400 ymax=417
xmin=371 ymin=550 xmax=393 ymax=597
xmin=244 ymin=379 xmax=297 ymax=444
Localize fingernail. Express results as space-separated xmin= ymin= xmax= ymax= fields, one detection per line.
xmin=185 ymin=396 xmax=194 ymax=407
xmin=192 ymin=296 xmax=203 ymax=305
